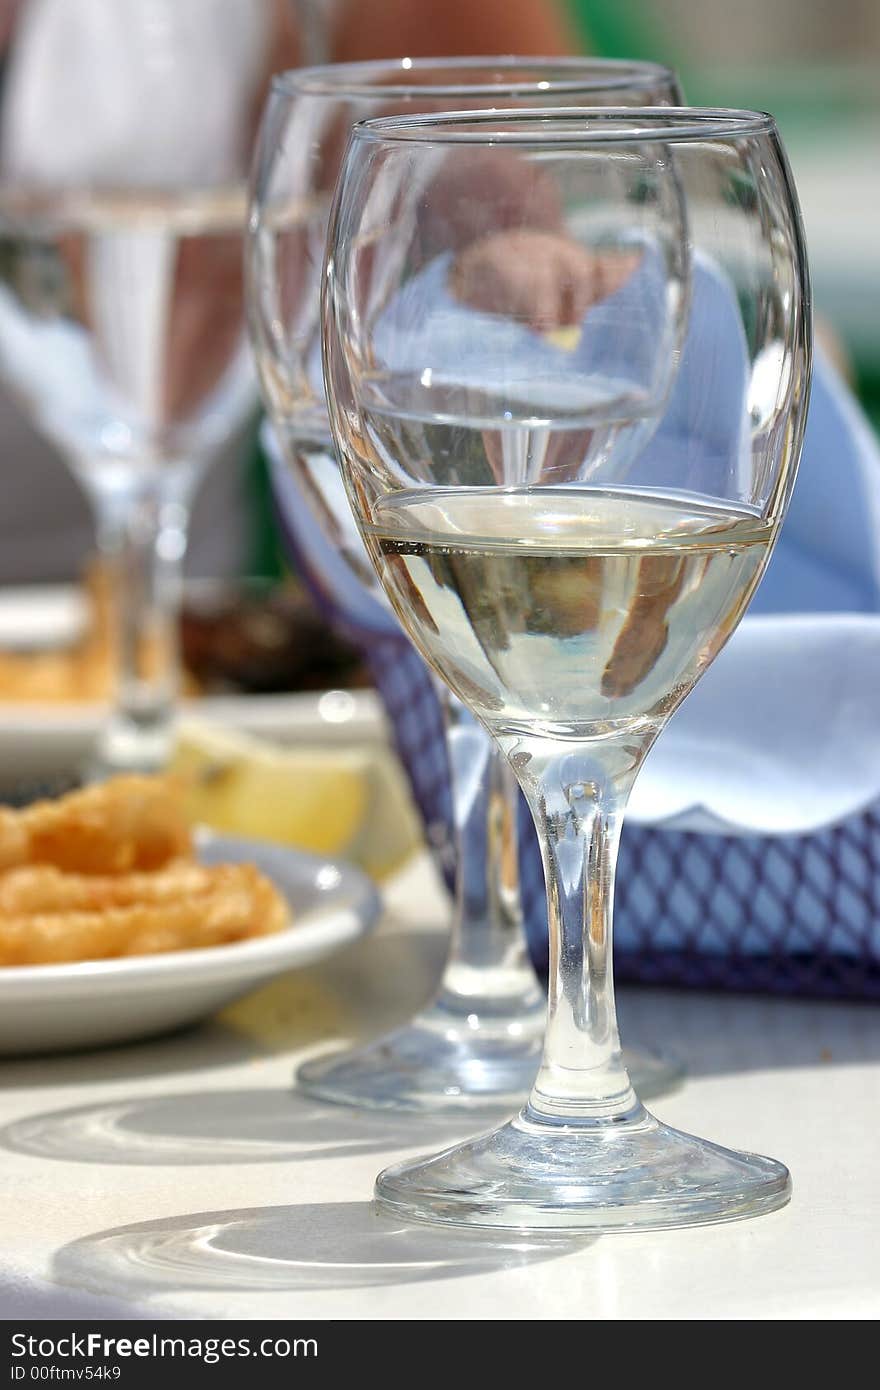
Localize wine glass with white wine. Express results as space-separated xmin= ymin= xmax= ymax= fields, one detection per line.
xmin=323 ymin=107 xmax=811 ymax=1228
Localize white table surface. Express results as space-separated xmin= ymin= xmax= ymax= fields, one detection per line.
xmin=1 ymin=852 xmax=878 ymax=1322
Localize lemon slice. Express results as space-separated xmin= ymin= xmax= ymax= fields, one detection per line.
xmin=172 ymin=720 xmax=421 ymax=879
xmin=543 ymin=325 xmax=582 ymax=352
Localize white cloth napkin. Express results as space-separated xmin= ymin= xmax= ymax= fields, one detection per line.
xmin=630 ymin=347 xmax=880 ymax=835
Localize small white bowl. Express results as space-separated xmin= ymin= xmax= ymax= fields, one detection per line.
xmin=0 ymin=830 xmax=381 ymax=1056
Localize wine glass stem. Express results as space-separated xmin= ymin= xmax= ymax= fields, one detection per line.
xmin=434 ymin=693 xmax=545 ymax=1019
xmin=89 ymin=474 xmax=192 ymax=775
xmin=508 ymin=731 xmax=650 ymax=1123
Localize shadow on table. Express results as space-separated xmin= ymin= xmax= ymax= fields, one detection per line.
xmin=0 ymin=1086 xmax=483 ymax=1166
xmin=0 ymin=928 xmax=446 ymax=1091
xmin=618 ymin=987 xmax=880 ymax=1078
xmin=52 ymin=1201 xmax=588 ymax=1296
xmin=0 ymin=1020 xmax=273 ymax=1091
xmin=3 ymin=988 xmax=878 ymax=1169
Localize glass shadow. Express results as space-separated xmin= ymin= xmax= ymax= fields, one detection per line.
xmin=52 ymin=1201 xmax=588 ymax=1295
xmin=0 ymin=1086 xmax=483 ymax=1166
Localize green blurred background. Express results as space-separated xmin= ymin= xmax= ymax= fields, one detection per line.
xmin=570 ymin=0 xmax=880 ymax=432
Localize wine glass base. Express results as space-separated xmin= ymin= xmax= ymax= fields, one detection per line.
xmin=375 ymin=1105 xmax=791 ymax=1231
xmin=296 ymin=1013 xmax=681 ymax=1113
xmin=89 ymin=716 xmax=174 ymax=779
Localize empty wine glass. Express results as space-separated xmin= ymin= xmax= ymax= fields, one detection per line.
xmin=248 ymin=58 xmax=685 ymax=1111
xmin=323 ymin=107 xmax=811 ymax=1227
xmin=0 ymin=0 xmax=277 ymax=772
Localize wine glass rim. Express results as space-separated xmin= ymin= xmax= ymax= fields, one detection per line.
xmin=270 ymin=55 xmax=678 ymax=100
xmin=349 ymin=105 xmax=777 ymax=146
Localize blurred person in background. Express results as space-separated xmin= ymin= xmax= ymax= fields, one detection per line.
xmin=0 ymin=0 xmax=575 ymax=585
xmin=0 ymin=0 xmax=875 ymax=588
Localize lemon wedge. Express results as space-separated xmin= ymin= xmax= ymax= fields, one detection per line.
xmin=172 ymin=720 xmax=422 ymax=879
xmin=543 ymin=325 xmax=582 ymax=352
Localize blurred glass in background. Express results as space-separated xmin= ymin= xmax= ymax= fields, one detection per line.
xmin=0 ymin=0 xmax=573 ymax=583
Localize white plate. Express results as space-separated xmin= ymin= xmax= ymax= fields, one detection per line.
xmin=0 ymin=580 xmax=387 ymax=781
xmin=0 ymin=830 xmax=381 ymax=1056
xmin=0 ymin=688 xmax=387 ymax=785
xmin=0 ymin=584 xmax=89 ymax=650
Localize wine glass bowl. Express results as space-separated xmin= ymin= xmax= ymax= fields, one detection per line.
xmin=248 ymin=58 xmax=684 ymax=445
xmin=322 ymin=107 xmax=811 ymax=1228
xmin=0 ymin=186 xmax=253 ymax=487
xmin=0 ymin=1 xmax=270 ymax=773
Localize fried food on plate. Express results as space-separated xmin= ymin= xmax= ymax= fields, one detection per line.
xmin=0 ymin=774 xmax=291 ymax=967
xmin=0 ymin=860 xmax=213 ymax=914
xmin=0 ymin=776 xmax=191 ymax=875
xmin=0 ymin=863 xmax=288 ymax=966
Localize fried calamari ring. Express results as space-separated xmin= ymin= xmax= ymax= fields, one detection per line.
xmin=0 ymin=777 xmax=191 ymax=875
xmin=0 ymin=861 xmax=215 ymax=914
xmin=0 ymin=863 xmax=288 ymax=966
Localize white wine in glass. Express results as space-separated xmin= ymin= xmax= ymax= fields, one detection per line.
xmin=366 ymin=489 xmax=772 ymax=741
